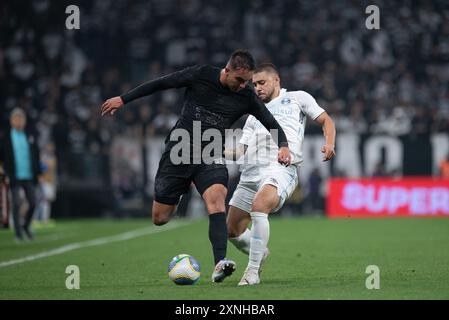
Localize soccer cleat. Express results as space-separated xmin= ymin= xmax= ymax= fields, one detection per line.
xmin=14 ymin=236 xmax=24 ymax=244
xmin=23 ymin=227 xmax=34 ymax=241
xmin=211 ymin=259 xmax=236 ymax=283
xmin=258 ymin=247 xmax=270 ymax=275
xmin=238 ymin=267 xmax=260 ymax=286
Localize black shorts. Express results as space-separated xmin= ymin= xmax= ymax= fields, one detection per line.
xmin=154 ymin=149 xmax=229 ymax=205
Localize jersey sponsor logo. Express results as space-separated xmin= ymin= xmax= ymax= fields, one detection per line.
xmin=192 ymin=105 xmax=225 ymax=126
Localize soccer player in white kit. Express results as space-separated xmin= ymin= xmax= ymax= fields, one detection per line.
xmin=225 ymin=63 xmax=336 ymax=285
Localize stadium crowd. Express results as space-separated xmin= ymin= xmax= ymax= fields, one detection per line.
xmin=1 ymin=0 xmax=448 ymax=216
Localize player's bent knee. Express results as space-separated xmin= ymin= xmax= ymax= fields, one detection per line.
xmin=251 ymin=203 xmax=271 ymax=214
xmin=152 ymin=214 xmax=169 ymax=226
xmin=151 ymin=210 xmax=171 ymax=226
xmin=210 ymin=198 xmax=226 ymax=212
xmin=151 ymin=202 xmax=175 ymax=226
xmin=228 ymin=229 xmax=244 ymax=239
xmin=251 ymin=196 xmax=279 ymax=213
xmin=204 ymin=186 xmax=227 ymax=213
xmin=206 ymin=202 xmax=226 ymax=214
xmin=227 ymin=223 xmax=241 ymax=238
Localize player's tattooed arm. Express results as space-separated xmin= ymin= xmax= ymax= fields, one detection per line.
xmin=224 ymin=144 xmax=247 ymax=161
xmin=314 ymin=111 xmax=336 ymax=161
xmin=101 ymin=65 xmax=202 ymax=116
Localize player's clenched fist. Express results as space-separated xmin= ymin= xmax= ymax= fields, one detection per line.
xmin=101 ymin=96 xmax=124 ymax=116
xmin=321 ymin=144 xmax=336 ymax=162
xmin=278 ymin=146 xmax=292 ymax=166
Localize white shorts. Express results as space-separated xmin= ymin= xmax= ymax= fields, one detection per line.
xmin=41 ymin=182 xmax=56 ymax=201
xmin=229 ymin=163 xmax=298 ymax=213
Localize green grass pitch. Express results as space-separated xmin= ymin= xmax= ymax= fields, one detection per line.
xmin=1 ymin=217 xmax=448 ymax=299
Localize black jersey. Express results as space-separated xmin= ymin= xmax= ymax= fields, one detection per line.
xmin=120 ymin=65 xmax=289 ymax=150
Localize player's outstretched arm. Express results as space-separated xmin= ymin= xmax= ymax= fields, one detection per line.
xmin=314 ymin=112 xmax=336 ymax=161
xmin=101 ymin=96 xmax=124 ymax=116
xmin=101 ymin=65 xmax=202 ymax=116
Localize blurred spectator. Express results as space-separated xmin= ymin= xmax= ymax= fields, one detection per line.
xmin=0 ymin=164 xmax=10 ymax=228
xmin=348 ymin=101 xmax=368 ymax=134
xmin=306 ymin=168 xmax=323 ymax=212
xmin=293 ymin=53 xmax=317 ymax=86
xmin=0 ymin=108 xmax=42 ymax=241
xmin=117 ymin=166 xmax=139 ymax=200
xmin=152 ymin=103 xmax=178 ymax=135
xmin=139 ymin=103 xmax=155 ymax=137
xmin=411 ymin=107 xmax=432 ymax=136
xmin=1 ymin=0 xmax=448 ymax=216
xmin=440 ymin=153 xmax=449 ymax=179
xmin=370 ymin=106 xmax=412 ymax=135
xmin=35 ymin=142 xmax=57 ymax=226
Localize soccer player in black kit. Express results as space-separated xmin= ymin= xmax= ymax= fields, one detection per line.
xmin=101 ymin=50 xmax=291 ymax=283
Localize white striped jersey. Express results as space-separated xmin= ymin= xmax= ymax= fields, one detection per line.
xmin=239 ymin=88 xmax=324 ymax=178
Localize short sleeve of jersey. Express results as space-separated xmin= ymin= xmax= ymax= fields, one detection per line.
xmin=240 ymin=115 xmax=255 ymax=145
xmin=293 ymin=91 xmax=325 ymax=120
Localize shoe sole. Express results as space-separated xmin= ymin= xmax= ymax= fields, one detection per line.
xmin=213 ymin=261 xmax=236 ymax=283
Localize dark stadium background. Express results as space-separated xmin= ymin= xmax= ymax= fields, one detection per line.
xmin=1 ymin=0 xmax=448 ymax=218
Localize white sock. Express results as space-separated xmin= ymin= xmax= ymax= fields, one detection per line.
xmin=248 ymin=212 xmax=270 ymax=271
xmin=229 ymin=228 xmax=251 ymax=255
xmin=42 ymin=201 xmax=50 ymax=222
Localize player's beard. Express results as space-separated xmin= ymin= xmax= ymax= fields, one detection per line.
xmin=261 ymin=88 xmax=275 ymax=103
xmin=230 ymin=83 xmax=242 ymax=92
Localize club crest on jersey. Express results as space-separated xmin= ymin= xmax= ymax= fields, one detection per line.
xmin=281 ymin=98 xmax=291 ymax=105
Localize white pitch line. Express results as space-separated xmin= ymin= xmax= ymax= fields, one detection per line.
xmin=0 ymin=221 xmax=191 ymax=269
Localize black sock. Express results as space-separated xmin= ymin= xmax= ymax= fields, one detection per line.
xmin=208 ymin=212 xmax=227 ymax=265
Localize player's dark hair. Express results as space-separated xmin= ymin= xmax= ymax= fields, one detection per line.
xmin=228 ymin=50 xmax=256 ymax=71
xmin=254 ymin=63 xmax=279 ymax=76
